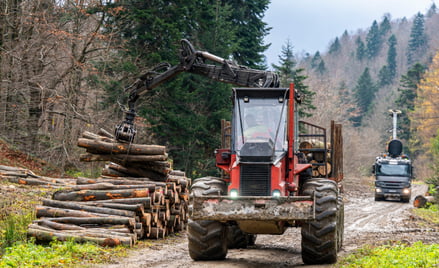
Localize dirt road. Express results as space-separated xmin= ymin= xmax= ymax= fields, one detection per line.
xmin=95 ymin=180 xmax=438 ymax=268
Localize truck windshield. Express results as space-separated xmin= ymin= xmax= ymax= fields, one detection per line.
xmin=377 ymin=164 xmax=410 ymax=176
xmin=234 ymin=97 xmax=287 ymax=152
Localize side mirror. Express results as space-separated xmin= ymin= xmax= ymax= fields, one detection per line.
xmin=371 ymin=165 xmax=376 ymax=175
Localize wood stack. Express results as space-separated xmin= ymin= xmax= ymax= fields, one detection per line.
xmin=27 ymin=129 xmax=191 ymax=246
xmin=77 ymin=129 xmax=171 ymax=181
xmin=299 ymin=140 xmax=331 ymax=177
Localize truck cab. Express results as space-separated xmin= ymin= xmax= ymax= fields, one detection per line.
xmin=372 ymin=139 xmax=413 ymax=202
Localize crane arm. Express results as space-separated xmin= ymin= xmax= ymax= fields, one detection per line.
xmin=115 ymin=39 xmax=279 ymax=142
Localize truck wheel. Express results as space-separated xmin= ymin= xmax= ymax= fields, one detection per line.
xmin=301 ymin=179 xmax=339 ymax=264
xmin=227 ymin=224 xmax=257 ymax=248
xmin=188 ymin=177 xmax=228 ymax=260
xmin=401 ymin=195 xmax=411 ymax=203
xmin=188 ymin=220 xmax=228 ymax=260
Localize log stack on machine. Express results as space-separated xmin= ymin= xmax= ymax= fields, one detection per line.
xmin=27 ymin=129 xmax=190 ymax=247
xmin=298 ymin=121 xmax=343 ymax=181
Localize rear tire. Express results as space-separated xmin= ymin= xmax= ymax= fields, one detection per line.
xmin=301 ymin=179 xmax=340 ymax=264
xmin=188 ymin=177 xmax=228 ymax=260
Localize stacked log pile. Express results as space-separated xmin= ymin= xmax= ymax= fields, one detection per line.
xmin=27 ymin=130 xmax=190 ymax=247
xmin=299 ymin=140 xmax=331 ymax=177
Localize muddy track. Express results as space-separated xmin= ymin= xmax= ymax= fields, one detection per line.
xmin=93 ymin=181 xmax=438 ymax=268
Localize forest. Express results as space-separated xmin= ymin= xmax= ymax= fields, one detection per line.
xmin=1 ymin=0 xmax=439 ymax=181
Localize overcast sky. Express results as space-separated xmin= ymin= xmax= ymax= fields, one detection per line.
xmin=264 ymin=0 xmax=435 ymax=67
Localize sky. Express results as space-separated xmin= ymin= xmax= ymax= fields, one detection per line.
xmin=264 ymin=0 xmax=435 ymax=67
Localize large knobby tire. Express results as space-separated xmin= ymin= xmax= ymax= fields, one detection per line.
xmin=188 ymin=177 xmax=228 ymax=260
xmin=301 ymin=178 xmax=340 ymax=265
xmin=227 ymin=224 xmax=257 ymax=249
xmin=188 ymin=220 xmax=228 ymax=260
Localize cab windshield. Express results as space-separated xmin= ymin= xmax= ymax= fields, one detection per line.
xmin=234 ymin=97 xmax=288 ymax=152
xmin=377 ymin=164 xmax=410 ymax=176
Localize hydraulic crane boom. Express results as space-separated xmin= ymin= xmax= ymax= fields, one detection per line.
xmin=115 ymin=39 xmax=279 ymax=142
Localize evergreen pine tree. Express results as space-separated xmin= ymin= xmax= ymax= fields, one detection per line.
xmin=366 ymin=20 xmax=382 ymax=58
xmin=395 ymin=63 xmax=426 ymax=142
xmin=228 ymin=0 xmax=271 ymax=68
xmin=351 ymin=68 xmax=377 ymax=126
xmin=379 ymin=14 xmax=391 ymax=37
xmin=427 ymin=3 xmax=437 ymax=17
xmin=407 ymin=12 xmax=428 ymax=65
xmin=316 ymin=60 xmax=326 ymax=75
xmin=329 ymin=37 xmax=341 ymax=54
xmin=311 ymin=51 xmax=322 ymax=68
xmin=355 ymin=36 xmax=366 ymax=61
xmin=272 ymin=40 xmax=315 ymax=118
xmin=386 ymin=34 xmax=397 ymax=78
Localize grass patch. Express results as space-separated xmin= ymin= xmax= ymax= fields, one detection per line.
xmin=338 ymin=241 xmax=439 ymax=268
xmin=412 ymin=204 xmax=439 ymax=226
xmin=0 ymin=239 xmax=124 ymax=267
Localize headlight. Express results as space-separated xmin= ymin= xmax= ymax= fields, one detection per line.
xmin=272 ymin=190 xmax=281 ymax=197
xmin=403 ymin=188 xmax=410 ymax=194
xmin=230 ymin=189 xmax=239 ymax=198
xmin=375 ymin=188 xmax=382 ymax=193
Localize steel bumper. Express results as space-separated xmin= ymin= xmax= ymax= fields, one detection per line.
xmin=189 ymin=195 xmax=315 ymax=221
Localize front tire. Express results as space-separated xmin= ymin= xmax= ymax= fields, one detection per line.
xmin=188 ymin=177 xmax=228 ymax=260
xmin=188 ymin=220 xmax=228 ymax=260
xmin=301 ymin=178 xmax=340 ymax=264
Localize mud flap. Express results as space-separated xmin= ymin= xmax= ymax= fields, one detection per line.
xmin=189 ymin=195 xmax=315 ymax=221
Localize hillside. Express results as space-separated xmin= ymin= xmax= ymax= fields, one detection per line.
xmin=298 ymin=7 xmax=439 ymax=178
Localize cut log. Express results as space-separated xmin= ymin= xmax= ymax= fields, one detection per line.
xmin=71 ymin=183 xmax=166 ymax=192
xmin=42 ymin=199 xmax=136 ymax=217
xmin=80 ymin=153 xmax=168 ymax=163
xmin=36 ymin=220 xmax=86 ymax=230
xmin=45 ymin=216 xmax=136 ymax=228
xmin=76 ymin=177 xmax=156 ymax=186
xmin=52 ymin=189 xmax=150 ymax=201
xmin=77 ymin=138 xmax=166 ymax=155
xmin=28 ymin=225 xmax=133 ymax=247
xmin=318 ymin=162 xmax=332 ymax=176
xmin=413 ymin=195 xmax=436 ymax=208
xmin=36 ymin=205 xmax=114 ymax=218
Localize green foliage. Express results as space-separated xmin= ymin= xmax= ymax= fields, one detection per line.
xmin=366 ymin=20 xmax=382 ymax=58
xmin=378 ymin=65 xmax=391 ymax=86
xmin=228 ymin=0 xmax=271 ymax=69
xmin=329 ymin=37 xmax=341 ymax=54
xmin=272 ymin=40 xmax=315 ymax=118
xmin=379 ymin=15 xmax=391 ymax=37
xmin=412 ymin=204 xmax=439 ymax=225
xmin=394 ymin=63 xmax=426 ymax=144
xmin=339 ymin=241 xmax=439 ymax=268
xmin=386 ymin=35 xmax=397 ymax=78
xmin=0 ymin=239 xmax=113 ymax=267
xmin=407 ymin=13 xmax=428 ymax=65
xmin=427 ymin=3 xmax=437 ymax=17
xmin=0 ymin=212 xmax=34 ymax=254
xmin=355 ymin=37 xmax=366 ymax=61
xmin=351 ymin=68 xmax=377 ymax=126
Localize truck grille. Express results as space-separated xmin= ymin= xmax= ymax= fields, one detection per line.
xmin=380 ymin=181 xmax=404 ymax=188
xmin=240 ymin=164 xmax=271 ymax=196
